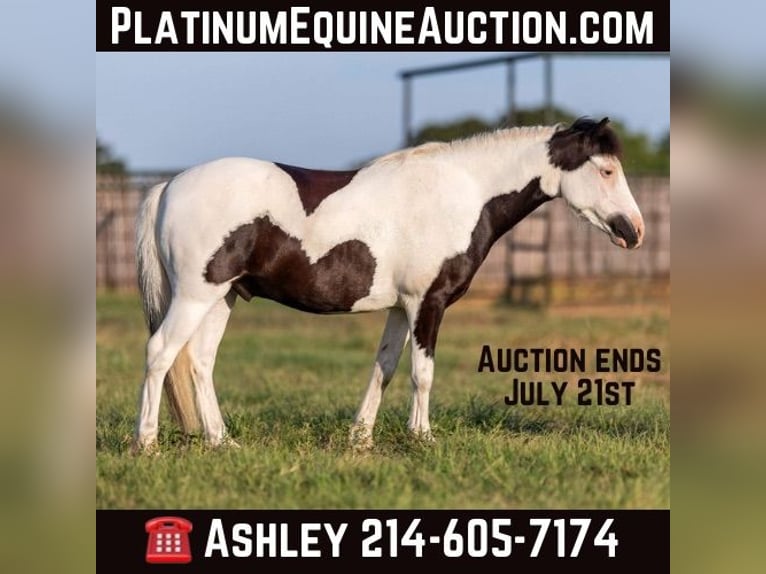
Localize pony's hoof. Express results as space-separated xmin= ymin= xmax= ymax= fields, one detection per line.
xmin=410 ymin=429 xmax=436 ymax=444
xmin=221 ymin=436 xmax=241 ymax=449
xmin=130 ymin=436 xmax=159 ymax=456
xmin=349 ymin=425 xmax=374 ymax=451
xmin=207 ymin=435 xmax=241 ymax=449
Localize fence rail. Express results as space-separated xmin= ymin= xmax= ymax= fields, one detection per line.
xmin=96 ymin=173 xmax=669 ymax=303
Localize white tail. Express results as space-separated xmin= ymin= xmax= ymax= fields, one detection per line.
xmin=136 ymin=183 xmax=201 ymax=433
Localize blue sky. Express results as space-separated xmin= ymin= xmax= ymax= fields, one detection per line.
xmin=96 ymin=52 xmax=669 ymax=171
xmin=2 ymin=1 xmax=763 ymax=173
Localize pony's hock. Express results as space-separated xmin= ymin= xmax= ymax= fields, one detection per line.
xmin=133 ymin=118 xmax=644 ymax=451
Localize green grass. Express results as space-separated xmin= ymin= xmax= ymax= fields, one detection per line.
xmin=97 ymin=293 xmax=669 ymax=509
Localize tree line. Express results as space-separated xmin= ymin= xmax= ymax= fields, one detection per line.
xmin=98 ymin=106 xmax=669 ymax=176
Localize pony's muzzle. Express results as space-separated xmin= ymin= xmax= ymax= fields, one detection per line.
xmin=607 ymin=213 xmax=644 ymax=249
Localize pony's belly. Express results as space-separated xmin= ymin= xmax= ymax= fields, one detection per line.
xmin=231 ymin=261 xmax=397 ymax=314
xmin=206 ymin=216 xmax=380 ymax=314
xmin=232 ymin=274 xmax=359 ymax=314
xmin=349 ymin=288 xmax=398 ymax=312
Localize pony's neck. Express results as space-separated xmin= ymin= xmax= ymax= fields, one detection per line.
xmin=446 ymin=126 xmax=561 ymax=202
xmin=439 ymin=127 xmax=560 ymax=266
xmin=468 ymin=176 xmax=554 ymax=267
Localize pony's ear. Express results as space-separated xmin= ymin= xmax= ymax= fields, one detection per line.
xmin=593 ymin=117 xmax=622 ymax=158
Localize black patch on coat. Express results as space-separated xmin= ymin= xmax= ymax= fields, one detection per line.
xmin=204 ymin=217 xmax=375 ymax=314
xmin=547 ymin=117 xmax=622 ymax=171
xmin=275 ymin=162 xmax=359 ymax=215
xmin=413 ymin=177 xmax=552 ymax=357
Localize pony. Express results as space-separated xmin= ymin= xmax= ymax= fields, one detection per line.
xmin=133 ymin=117 xmax=644 ymax=452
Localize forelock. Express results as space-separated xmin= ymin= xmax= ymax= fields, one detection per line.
xmin=547 ymin=117 xmax=622 ymax=171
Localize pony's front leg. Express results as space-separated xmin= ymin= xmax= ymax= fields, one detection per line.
xmin=408 ymin=344 xmax=435 ymax=439
xmin=405 ymin=299 xmax=444 ymax=440
xmin=351 ymin=307 xmax=410 ymax=449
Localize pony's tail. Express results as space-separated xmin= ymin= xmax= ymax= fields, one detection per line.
xmin=136 ymin=182 xmax=201 ymax=433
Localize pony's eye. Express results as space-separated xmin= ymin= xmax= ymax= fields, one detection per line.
xmin=600 ymin=168 xmax=613 ymax=177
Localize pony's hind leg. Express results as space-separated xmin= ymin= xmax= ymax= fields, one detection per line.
xmin=351 ymin=307 xmax=410 ymax=449
xmin=134 ymin=295 xmax=221 ymax=452
xmin=187 ymin=291 xmax=237 ymax=447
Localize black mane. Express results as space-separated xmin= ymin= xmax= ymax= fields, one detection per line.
xmin=547 ymin=117 xmax=622 ymax=171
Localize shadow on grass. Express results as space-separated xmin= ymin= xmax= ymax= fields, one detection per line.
xmin=223 ymin=405 xmax=457 ymax=456
xmin=97 ymin=408 xmax=227 ymax=454
xmin=235 ymin=396 xmax=667 ymax=444
xmin=438 ymin=396 xmax=668 ymax=440
xmin=99 ymin=395 xmax=667 ymax=456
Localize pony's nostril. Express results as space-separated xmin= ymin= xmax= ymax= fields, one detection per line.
xmin=607 ymin=214 xmax=639 ymax=248
xmin=632 ymin=216 xmax=645 ymax=245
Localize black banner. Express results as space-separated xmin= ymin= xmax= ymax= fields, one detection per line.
xmin=97 ymin=1 xmax=670 ymax=52
xmin=98 ymin=509 xmax=668 ymax=572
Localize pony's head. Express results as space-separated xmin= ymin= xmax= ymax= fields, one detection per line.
xmin=548 ymin=118 xmax=644 ymax=249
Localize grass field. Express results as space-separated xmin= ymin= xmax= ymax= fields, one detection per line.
xmin=96 ymin=293 xmax=669 ymax=509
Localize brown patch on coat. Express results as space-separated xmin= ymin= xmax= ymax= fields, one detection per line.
xmin=414 ymin=177 xmax=552 ymax=357
xmin=547 ymin=117 xmax=622 ymax=171
xmin=204 ymin=217 xmax=375 ymax=313
xmin=275 ymin=162 xmax=359 ymax=215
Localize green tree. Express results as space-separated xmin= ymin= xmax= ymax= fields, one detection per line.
xmin=97 ymin=137 xmax=127 ymax=175
xmin=505 ymin=106 xmax=576 ymax=128
xmin=413 ymin=117 xmax=494 ymax=146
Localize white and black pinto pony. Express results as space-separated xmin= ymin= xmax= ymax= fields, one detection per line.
xmin=133 ymin=118 xmax=643 ymax=451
